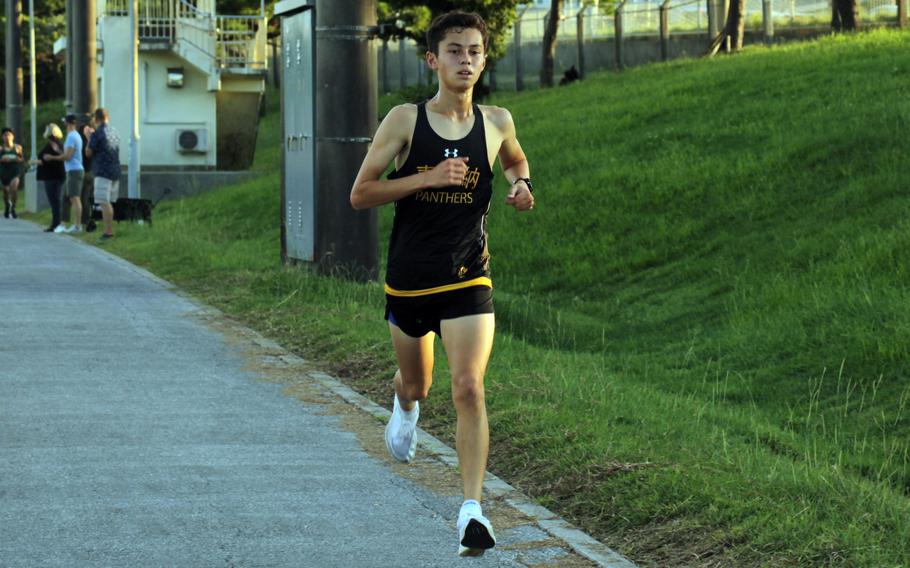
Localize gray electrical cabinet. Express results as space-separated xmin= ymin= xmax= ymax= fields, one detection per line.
xmin=276 ymin=0 xmax=379 ymax=279
xmin=276 ymin=0 xmax=316 ymax=263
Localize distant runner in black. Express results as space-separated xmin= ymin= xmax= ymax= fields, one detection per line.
xmin=350 ymin=10 xmax=534 ymax=558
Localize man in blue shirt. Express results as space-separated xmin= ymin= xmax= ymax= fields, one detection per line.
xmin=85 ymin=108 xmax=121 ymax=241
xmin=51 ymin=114 xmax=85 ymax=233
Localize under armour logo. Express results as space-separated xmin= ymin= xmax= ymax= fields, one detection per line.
xmin=444 ymin=148 xmax=459 ymax=158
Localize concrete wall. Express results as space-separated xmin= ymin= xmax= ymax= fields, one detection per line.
xmin=25 ymin=169 xmax=262 ymax=213
xmin=137 ymin=169 xmax=262 ymax=202
xmin=98 ymin=16 xmax=218 ymax=168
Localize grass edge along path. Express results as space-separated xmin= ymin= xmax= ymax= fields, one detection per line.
xmin=29 ymin=29 xmax=910 ymax=567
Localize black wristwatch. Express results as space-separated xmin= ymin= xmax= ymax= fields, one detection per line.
xmin=512 ymin=177 xmax=533 ymax=194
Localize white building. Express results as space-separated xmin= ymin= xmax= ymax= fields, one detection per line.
xmin=95 ymin=0 xmax=267 ymax=170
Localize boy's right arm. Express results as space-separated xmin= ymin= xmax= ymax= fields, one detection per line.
xmin=350 ymin=105 xmax=470 ymax=210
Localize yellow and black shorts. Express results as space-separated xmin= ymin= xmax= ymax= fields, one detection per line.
xmin=385 ymin=285 xmax=493 ymax=338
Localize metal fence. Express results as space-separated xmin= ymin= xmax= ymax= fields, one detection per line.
xmin=512 ymin=0 xmax=900 ymax=37
xmin=363 ymin=0 xmax=904 ymax=94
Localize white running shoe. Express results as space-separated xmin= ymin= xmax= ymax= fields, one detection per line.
xmin=384 ymin=395 xmax=418 ymax=463
xmin=457 ymin=501 xmax=497 ymax=557
xmin=68 ymin=225 xmax=81 ymax=233
xmin=54 ymin=224 xmax=68 ymax=233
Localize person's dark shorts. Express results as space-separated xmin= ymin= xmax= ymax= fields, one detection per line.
xmin=0 ymin=172 xmax=18 ymax=187
xmin=385 ymin=285 xmax=494 ymax=338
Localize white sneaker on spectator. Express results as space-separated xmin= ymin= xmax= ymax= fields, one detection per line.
xmin=54 ymin=225 xmax=68 ymax=233
xmin=67 ymin=225 xmax=81 ymax=234
xmin=457 ymin=500 xmax=496 ymax=557
xmin=384 ymin=394 xmax=418 ymax=463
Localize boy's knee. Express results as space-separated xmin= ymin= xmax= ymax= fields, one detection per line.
xmin=452 ymin=374 xmax=484 ymax=407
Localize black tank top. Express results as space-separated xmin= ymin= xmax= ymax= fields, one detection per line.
xmin=385 ymin=102 xmax=494 ymax=296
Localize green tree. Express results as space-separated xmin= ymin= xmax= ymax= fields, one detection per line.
xmin=378 ymin=0 xmax=521 ymax=62
xmin=0 ymin=0 xmax=67 ymax=104
xmin=217 ymin=0 xmax=276 ymax=15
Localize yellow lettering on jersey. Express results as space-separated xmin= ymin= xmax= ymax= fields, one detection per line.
xmin=462 ymin=168 xmax=480 ymax=190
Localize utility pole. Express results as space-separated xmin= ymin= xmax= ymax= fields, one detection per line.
xmin=6 ymin=0 xmax=24 ymax=141
xmin=71 ymin=0 xmax=97 ymax=121
xmin=65 ymin=0 xmax=73 ymax=113
xmin=22 ymin=0 xmax=38 ymax=213
xmin=27 ymin=0 xmax=36 ymax=164
xmin=315 ymin=0 xmax=378 ymax=280
xmin=129 ymin=0 xmax=141 ymax=199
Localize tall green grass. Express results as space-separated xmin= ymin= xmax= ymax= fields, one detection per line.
xmin=54 ymin=29 xmax=910 ymax=566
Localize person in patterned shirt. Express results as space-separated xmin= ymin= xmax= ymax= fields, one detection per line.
xmin=85 ymin=108 xmax=121 ymax=241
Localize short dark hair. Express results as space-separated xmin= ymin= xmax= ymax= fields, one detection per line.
xmin=1 ymin=127 xmax=12 ymax=136
xmin=93 ymin=107 xmax=109 ymax=122
xmin=426 ymin=11 xmax=488 ymax=55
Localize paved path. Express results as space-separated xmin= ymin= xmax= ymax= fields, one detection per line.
xmin=0 ymin=219 xmax=633 ymax=568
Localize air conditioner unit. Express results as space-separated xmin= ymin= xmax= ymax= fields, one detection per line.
xmin=176 ymin=129 xmax=208 ymax=154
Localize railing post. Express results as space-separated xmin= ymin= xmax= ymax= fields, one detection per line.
xmin=576 ymin=6 xmax=586 ymax=79
xmin=660 ymin=0 xmax=670 ymax=62
xmin=615 ymin=1 xmax=625 ymax=70
xmin=900 ymin=0 xmax=908 ymax=28
xmin=763 ymin=0 xmax=774 ymax=44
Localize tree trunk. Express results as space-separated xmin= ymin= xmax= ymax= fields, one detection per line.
xmin=726 ymin=0 xmax=745 ymax=51
xmin=832 ymin=0 xmax=860 ymax=31
xmin=705 ymin=0 xmax=745 ymax=56
xmin=540 ymin=0 xmax=562 ymax=88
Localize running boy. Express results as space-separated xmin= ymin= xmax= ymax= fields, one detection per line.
xmin=350 ymin=10 xmax=534 ymax=557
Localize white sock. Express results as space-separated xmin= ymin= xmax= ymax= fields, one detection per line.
xmin=396 ymin=394 xmax=418 ymax=421
xmin=460 ymin=499 xmax=482 ymax=518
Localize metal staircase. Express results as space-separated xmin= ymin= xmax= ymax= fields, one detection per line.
xmin=99 ymin=0 xmax=267 ymax=91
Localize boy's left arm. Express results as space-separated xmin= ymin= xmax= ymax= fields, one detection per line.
xmin=496 ymin=108 xmax=534 ymax=212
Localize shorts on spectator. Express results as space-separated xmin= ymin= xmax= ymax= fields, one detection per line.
xmin=94 ymin=177 xmax=119 ymax=204
xmin=65 ymin=170 xmax=84 ymax=198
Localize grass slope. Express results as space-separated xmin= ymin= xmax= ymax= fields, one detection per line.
xmin=44 ymin=29 xmax=910 ymax=566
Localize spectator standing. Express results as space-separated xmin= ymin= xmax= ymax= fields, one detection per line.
xmin=80 ymin=124 xmax=95 ymax=231
xmin=85 ymin=108 xmax=121 ymax=241
xmin=1 ymin=127 xmax=24 ymax=219
xmin=33 ymin=124 xmax=67 ymax=231
xmin=58 ymin=114 xmax=85 ymax=233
